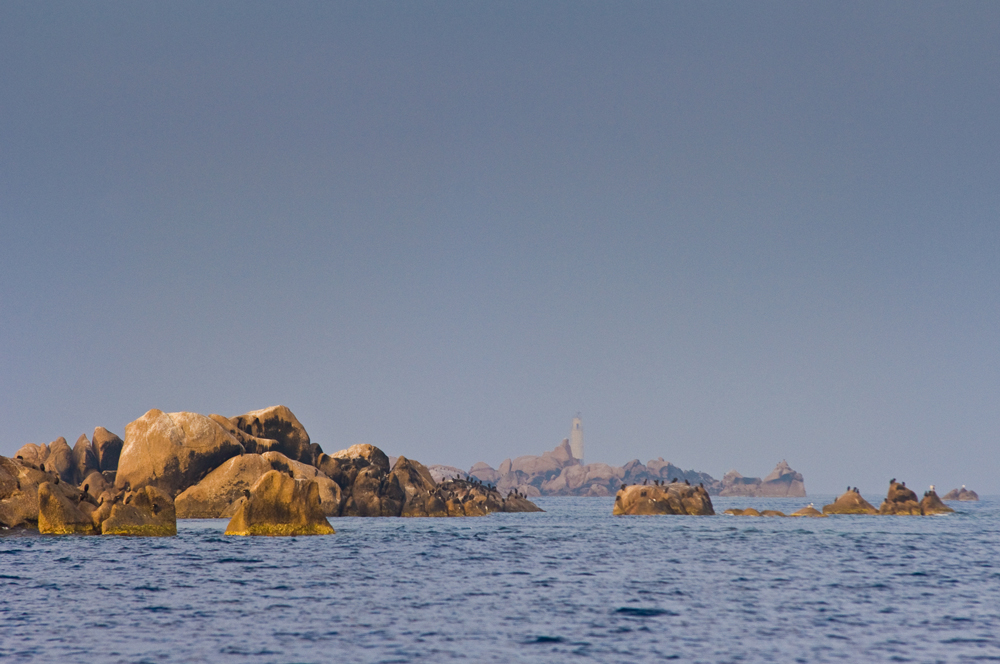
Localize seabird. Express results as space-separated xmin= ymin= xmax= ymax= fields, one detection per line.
xmin=643 ymin=479 xmax=648 ymax=485
xmin=685 ymin=479 xmax=690 ymax=486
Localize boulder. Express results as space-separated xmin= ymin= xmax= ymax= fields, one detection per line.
xmin=878 ymin=481 xmax=922 ymax=515
xmin=175 ymin=454 xmax=273 ymax=518
xmin=822 ymin=491 xmax=877 ymax=515
xmin=919 ymin=490 xmax=955 ymax=515
xmin=116 ymin=409 xmax=245 ymax=496
xmin=427 ymin=464 xmax=469 ymax=483
xmin=92 ymin=427 xmax=124 ymax=472
xmin=389 ymin=457 xmax=441 ymax=517
xmin=14 ymin=443 xmax=47 ymax=468
xmin=80 ymin=471 xmax=112 ymax=501
xmin=45 ymin=437 xmax=76 ymax=484
xmin=72 ymin=434 xmax=100 ymax=485
xmin=37 ymin=482 xmax=97 ymax=535
xmin=229 ymin=406 xmax=319 ymax=465
xmin=613 ymin=482 xmax=714 ymax=516
xmin=317 ymin=443 xmax=391 ymax=490
xmin=942 ymin=486 xmax=979 ymax=501
xmin=101 ymin=486 xmax=177 ymax=536
xmin=260 ymin=452 xmax=342 ymax=517
xmin=224 ymin=470 xmax=335 ymax=536
xmin=790 ymin=504 xmax=826 ymax=517
xmin=1 ymin=456 xmax=85 ymax=529
xmin=208 ymin=414 xmax=284 ymax=456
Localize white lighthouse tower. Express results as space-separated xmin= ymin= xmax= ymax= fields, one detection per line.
xmin=569 ymin=414 xmax=584 ymax=462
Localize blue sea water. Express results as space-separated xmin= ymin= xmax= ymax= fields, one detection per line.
xmin=2 ymin=496 xmax=1000 ymax=663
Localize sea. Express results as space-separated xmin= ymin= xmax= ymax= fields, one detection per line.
xmin=2 ymin=496 xmax=999 ymax=663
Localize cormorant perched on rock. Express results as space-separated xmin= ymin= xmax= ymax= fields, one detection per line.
xmin=699 ymin=482 xmax=704 ymax=488
xmin=243 ymin=489 xmax=251 ymax=500
xmin=671 ymin=478 xmax=677 ymax=483
xmin=902 ymin=481 xmax=906 ymax=487
xmin=15 ymin=455 xmax=22 ymax=460
xmin=684 ymin=479 xmax=690 ymax=486
xmin=846 ymin=485 xmax=850 ymax=492
xmin=83 ymin=484 xmax=89 ymax=495
xmin=643 ymin=478 xmax=648 ymax=485
xmin=853 ymin=487 xmax=858 ymax=493
xmin=620 ymin=484 xmax=626 ymax=490
xmin=890 ymin=478 xmax=896 ymax=484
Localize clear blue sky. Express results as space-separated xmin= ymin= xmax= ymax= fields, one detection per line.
xmin=2 ymin=1 xmax=997 ymax=494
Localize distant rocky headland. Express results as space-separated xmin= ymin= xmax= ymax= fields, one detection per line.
xmin=432 ymin=439 xmax=806 ymax=498
xmin=1 ymin=405 xmax=542 ymax=536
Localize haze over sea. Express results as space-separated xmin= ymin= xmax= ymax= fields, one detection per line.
xmin=3 ymin=497 xmax=999 ymax=663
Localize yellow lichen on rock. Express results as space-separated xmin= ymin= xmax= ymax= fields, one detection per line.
xmin=224 ymin=470 xmax=335 ymax=536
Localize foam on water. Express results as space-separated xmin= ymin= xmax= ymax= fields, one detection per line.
xmin=3 ymin=496 xmax=1000 ymax=663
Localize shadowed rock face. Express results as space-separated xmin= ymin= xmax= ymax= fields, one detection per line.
xmin=101 ymin=486 xmax=177 ymax=536
xmin=823 ymin=491 xmax=878 ymax=515
xmin=879 ymin=482 xmax=922 ymax=515
xmin=72 ymin=435 xmax=101 ymax=485
xmin=920 ymin=491 xmax=955 ymax=515
xmin=942 ymin=487 xmax=979 ymax=501
xmin=224 ymin=470 xmax=335 ymax=536
xmin=1 ymin=456 xmax=87 ymax=529
xmin=390 ymin=457 xmax=442 ymax=517
xmin=116 ymin=409 xmax=244 ymax=497
xmin=92 ymin=427 xmax=124 ymax=472
xmin=229 ymin=406 xmax=320 ymax=465
xmin=612 ymin=483 xmax=714 ymax=516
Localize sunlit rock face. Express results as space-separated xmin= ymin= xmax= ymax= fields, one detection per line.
xmin=613 ymin=482 xmax=714 ymax=516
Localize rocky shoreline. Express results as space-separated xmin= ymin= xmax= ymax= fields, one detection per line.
xmin=1 ymin=405 xmax=543 ymax=537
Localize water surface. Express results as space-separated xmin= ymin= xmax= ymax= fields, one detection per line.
xmin=2 ymin=496 xmax=999 ymax=663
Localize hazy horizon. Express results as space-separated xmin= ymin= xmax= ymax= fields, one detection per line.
xmin=2 ymin=2 xmax=998 ymax=495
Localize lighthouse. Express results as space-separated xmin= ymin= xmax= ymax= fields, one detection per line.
xmin=569 ymin=414 xmax=584 ymax=462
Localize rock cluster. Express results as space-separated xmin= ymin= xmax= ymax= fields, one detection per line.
xmin=612 ymin=480 xmax=714 ymax=516
xmin=1 ymin=452 xmax=177 ymax=536
xmin=469 ymin=441 xmax=721 ymax=497
xmin=817 ymin=482 xmax=956 ymax=517
xmin=3 ymin=404 xmax=543 ymax=536
xmin=942 ymin=486 xmax=979 ymax=501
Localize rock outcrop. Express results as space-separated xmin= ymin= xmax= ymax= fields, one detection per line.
xmin=71 ymin=435 xmax=101 ymax=485
xmin=37 ymin=481 xmax=98 ymax=535
xmin=613 ymin=482 xmax=714 ymax=516
xmin=468 ymin=443 xmax=723 ymax=498
xmin=719 ymin=461 xmax=806 ymax=497
xmin=878 ymin=481 xmax=922 ymax=515
xmin=942 ymin=486 xmax=979 ymax=501
xmin=101 ymin=486 xmax=177 ymax=536
xmin=92 ymin=427 xmax=124 ymax=473
xmin=919 ymin=490 xmax=955 ymax=515
xmin=224 ymin=470 xmax=335 ymax=536
xmin=1 ymin=456 xmax=87 ymax=529
xmin=116 ymin=409 xmax=244 ymax=496
xmin=229 ymin=405 xmax=321 ymax=465
xmin=822 ymin=490 xmax=878 ymax=515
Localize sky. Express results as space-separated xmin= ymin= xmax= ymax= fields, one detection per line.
xmin=1 ymin=1 xmax=998 ymax=495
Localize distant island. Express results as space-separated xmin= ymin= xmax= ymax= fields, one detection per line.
xmin=427 ymin=417 xmax=806 ymax=498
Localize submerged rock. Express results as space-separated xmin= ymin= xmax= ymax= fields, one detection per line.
xmin=101 ymin=486 xmax=177 ymax=536
xmin=790 ymin=504 xmax=826 ymax=517
xmin=822 ymin=491 xmax=877 ymax=515
xmin=224 ymin=470 xmax=335 ymax=536
xmin=613 ymin=482 xmax=714 ymax=516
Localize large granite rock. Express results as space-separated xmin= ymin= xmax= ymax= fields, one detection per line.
xmin=38 ymin=481 xmax=98 ymax=535
xmin=920 ymin=490 xmax=955 ymax=515
xmin=229 ymin=406 xmax=321 ymax=465
xmin=116 ymin=409 xmax=245 ymax=496
xmin=101 ymin=486 xmax=177 ymax=536
xmin=822 ymin=490 xmax=878 ymax=515
xmin=613 ymin=481 xmax=714 ymax=516
xmin=175 ymin=452 xmax=342 ymax=518
xmin=942 ymin=486 xmax=979 ymax=501
xmin=1 ymin=456 xmax=86 ymax=529
xmin=878 ymin=481 xmax=922 ymax=515
xmin=71 ymin=434 xmax=101 ymax=485
xmin=92 ymin=427 xmax=124 ymax=472
xmin=224 ymin=470 xmax=335 ymax=536
xmin=389 ymin=456 xmax=443 ymax=517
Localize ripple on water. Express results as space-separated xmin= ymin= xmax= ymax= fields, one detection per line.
xmin=2 ymin=496 xmax=1000 ymax=662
